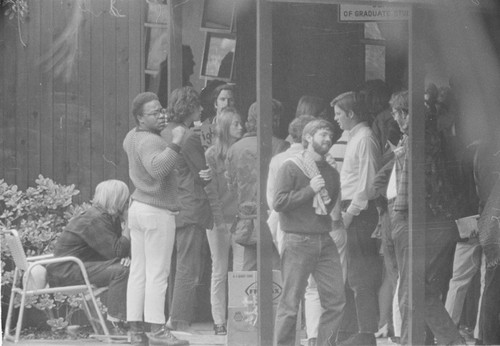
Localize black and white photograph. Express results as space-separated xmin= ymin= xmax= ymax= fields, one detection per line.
xmin=1 ymin=0 xmax=500 ymax=346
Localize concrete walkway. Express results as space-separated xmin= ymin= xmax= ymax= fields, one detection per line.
xmin=2 ymin=322 xmax=475 ymax=346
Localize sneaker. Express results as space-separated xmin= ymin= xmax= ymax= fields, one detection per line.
xmin=147 ymin=327 xmax=189 ymax=346
xmin=338 ymin=333 xmax=376 ymax=346
xmin=214 ymin=324 xmax=227 ymax=335
xmin=308 ymin=337 xmax=317 ymax=346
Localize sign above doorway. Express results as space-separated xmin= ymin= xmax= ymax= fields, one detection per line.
xmin=339 ymin=4 xmax=410 ymax=22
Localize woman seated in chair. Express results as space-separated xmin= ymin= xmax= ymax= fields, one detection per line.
xmin=47 ymin=179 xmax=131 ymax=331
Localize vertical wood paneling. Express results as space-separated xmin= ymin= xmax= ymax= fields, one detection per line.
xmin=64 ymin=0 xmax=80 ymax=189
xmin=103 ymin=10 xmax=118 ymax=181
xmin=115 ymin=0 xmax=130 ymax=185
xmin=128 ymin=0 xmax=144 ymax=132
xmin=15 ymin=13 xmax=29 ymax=189
xmin=27 ymin=0 xmax=42 ymax=185
xmin=0 ymin=17 xmax=6 ymax=179
xmin=3 ymin=17 xmax=17 ymax=185
xmin=2 ymin=0 xmax=144 ymax=200
xmin=90 ymin=0 xmax=105 ymax=192
xmin=77 ymin=7 xmax=92 ymax=202
xmin=52 ymin=1 xmax=68 ymax=185
xmin=39 ymin=0 xmax=54 ymax=180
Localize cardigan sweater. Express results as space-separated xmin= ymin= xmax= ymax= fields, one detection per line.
xmin=123 ymin=127 xmax=180 ymax=210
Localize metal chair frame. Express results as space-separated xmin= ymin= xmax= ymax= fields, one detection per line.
xmin=2 ymin=229 xmax=113 ymax=343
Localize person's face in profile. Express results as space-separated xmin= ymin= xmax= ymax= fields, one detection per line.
xmin=215 ymin=90 xmax=235 ymax=116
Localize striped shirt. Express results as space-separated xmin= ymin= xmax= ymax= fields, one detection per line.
xmin=328 ymin=131 xmax=349 ymax=173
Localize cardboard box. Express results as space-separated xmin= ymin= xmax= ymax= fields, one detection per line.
xmin=228 ymin=270 xmax=283 ymax=308
xmin=227 ymin=271 xmax=301 ymax=346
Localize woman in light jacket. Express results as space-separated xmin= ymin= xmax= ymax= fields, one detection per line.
xmin=204 ymin=107 xmax=244 ymax=335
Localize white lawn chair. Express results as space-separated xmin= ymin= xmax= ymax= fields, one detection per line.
xmin=2 ymin=229 xmax=113 ymax=343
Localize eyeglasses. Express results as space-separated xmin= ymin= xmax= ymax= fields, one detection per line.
xmin=144 ymin=108 xmax=167 ymax=117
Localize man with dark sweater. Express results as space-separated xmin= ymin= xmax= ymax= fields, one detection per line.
xmin=274 ymin=119 xmax=345 ymax=346
xmin=160 ymin=87 xmax=213 ymax=331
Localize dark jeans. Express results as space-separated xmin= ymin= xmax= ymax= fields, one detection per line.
xmin=390 ymin=210 xmax=462 ymax=345
xmin=343 ymin=200 xmax=382 ymax=333
xmin=50 ymin=258 xmax=129 ymax=321
xmin=169 ymin=224 xmax=207 ymax=324
xmin=85 ymin=260 xmax=129 ymax=321
xmin=275 ymin=232 xmax=345 ymax=346
xmin=479 ymin=264 xmax=500 ymax=344
xmin=241 ymin=244 xmax=281 ymax=271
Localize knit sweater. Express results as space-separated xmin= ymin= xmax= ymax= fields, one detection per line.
xmin=274 ymin=159 xmax=340 ymax=234
xmin=123 ymin=128 xmax=180 ymax=210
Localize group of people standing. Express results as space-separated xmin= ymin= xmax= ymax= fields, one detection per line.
xmin=46 ymin=79 xmax=500 ymax=346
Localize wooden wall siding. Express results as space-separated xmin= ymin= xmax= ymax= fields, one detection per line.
xmin=0 ymin=0 xmax=144 ymax=203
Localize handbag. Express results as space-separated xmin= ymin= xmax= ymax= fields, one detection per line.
xmin=230 ymin=214 xmax=258 ymax=246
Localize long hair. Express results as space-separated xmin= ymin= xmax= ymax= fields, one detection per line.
xmin=166 ymin=86 xmax=201 ymax=123
xmin=295 ymin=95 xmax=327 ymax=118
xmin=92 ymin=180 xmax=130 ymax=216
xmin=213 ymin=107 xmax=241 ymax=160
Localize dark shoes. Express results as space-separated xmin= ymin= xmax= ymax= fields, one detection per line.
xmin=129 ymin=331 xmax=149 ymax=346
xmin=214 ymin=324 xmax=227 ymax=335
xmin=147 ymin=326 xmax=189 ymax=346
xmin=338 ymin=333 xmax=377 ymax=346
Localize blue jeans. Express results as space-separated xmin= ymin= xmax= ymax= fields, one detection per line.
xmin=275 ymin=233 xmax=345 ymax=346
xmin=390 ymin=210 xmax=462 ymax=345
xmin=169 ymin=224 xmax=207 ymax=324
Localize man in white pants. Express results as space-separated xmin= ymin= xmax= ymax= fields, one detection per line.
xmin=123 ymin=92 xmax=188 ymax=346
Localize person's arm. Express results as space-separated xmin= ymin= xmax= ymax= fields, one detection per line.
xmin=204 ymin=149 xmax=224 ymax=226
xmin=183 ymin=131 xmax=210 ymax=186
xmin=138 ymin=136 xmax=180 ymax=179
xmin=347 ymin=135 xmax=380 ymax=216
xmin=266 ymin=158 xmax=278 ymax=210
xmin=373 ymin=157 xmax=396 ymax=196
xmin=273 ymin=162 xmax=316 ymax=212
xmin=83 ymin=216 xmax=131 ymax=259
xmin=225 ymin=147 xmax=237 ymax=192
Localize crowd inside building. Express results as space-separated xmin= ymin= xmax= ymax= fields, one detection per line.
xmin=47 ymin=79 xmax=500 ymax=346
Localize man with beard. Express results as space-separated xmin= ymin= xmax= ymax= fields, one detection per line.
xmin=273 ymin=119 xmax=346 ymax=346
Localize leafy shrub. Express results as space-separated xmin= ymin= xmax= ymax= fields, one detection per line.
xmin=1 ymin=175 xmax=95 ymax=332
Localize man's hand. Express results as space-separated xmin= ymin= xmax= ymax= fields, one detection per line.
xmin=310 ymin=175 xmax=325 ymax=193
xmin=120 ymin=257 xmax=131 ymax=267
xmin=172 ymin=126 xmax=187 ymax=146
xmin=342 ymin=211 xmax=354 ymax=229
xmin=199 ymin=167 xmax=212 ymax=181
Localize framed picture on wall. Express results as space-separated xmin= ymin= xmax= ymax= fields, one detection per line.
xmin=200 ymin=0 xmax=236 ymax=33
xmin=200 ymin=32 xmax=236 ymax=81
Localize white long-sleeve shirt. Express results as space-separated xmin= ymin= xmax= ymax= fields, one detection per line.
xmin=341 ymin=122 xmax=381 ymax=216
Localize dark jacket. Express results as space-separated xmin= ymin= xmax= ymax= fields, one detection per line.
xmin=274 ymin=159 xmax=340 ymax=234
xmin=47 ymin=206 xmax=130 ymax=285
xmin=161 ymin=122 xmax=213 ymax=229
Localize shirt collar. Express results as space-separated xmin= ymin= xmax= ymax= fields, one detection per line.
xmin=347 ymin=122 xmax=368 ymax=139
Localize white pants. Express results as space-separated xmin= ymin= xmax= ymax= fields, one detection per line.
xmin=304 ymin=228 xmax=347 ymax=339
xmin=444 ymin=238 xmax=486 ymax=338
xmin=393 ymin=277 xmax=401 ymax=337
xmin=206 ymin=223 xmax=244 ymax=325
xmin=126 ymin=201 xmax=176 ymax=324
